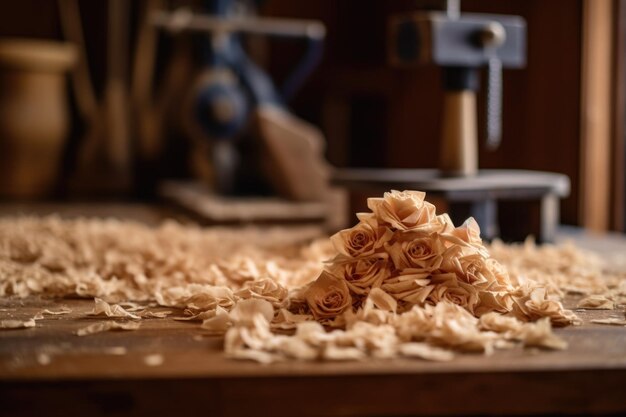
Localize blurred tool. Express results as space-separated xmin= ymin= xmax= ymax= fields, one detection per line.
xmin=58 ymin=0 xmax=131 ymax=196
xmin=132 ymin=0 xmax=195 ymax=197
xmin=334 ymin=0 xmax=569 ymax=242
xmin=153 ymin=0 xmax=329 ymax=200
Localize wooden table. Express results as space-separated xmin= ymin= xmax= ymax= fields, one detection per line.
xmin=1 ymin=296 xmax=625 ymax=417
xmin=1 ymin=204 xmax=625 ymax=416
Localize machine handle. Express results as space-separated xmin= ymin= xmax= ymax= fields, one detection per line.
xmin=480 ymin=21 xmax=506 ymax=150
xmin=485 ymin=57 xmax=502 ymax=150
xmin=440 ymin=90 xmax=478 ymax=176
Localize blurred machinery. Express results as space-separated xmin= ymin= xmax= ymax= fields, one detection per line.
xmin=334 ymin=0 xmax=569 ymax=242
xmin=145 ymin=0 xmax=344 ymax=228
xmin=153 ymin=1 xmax=328 ymax=198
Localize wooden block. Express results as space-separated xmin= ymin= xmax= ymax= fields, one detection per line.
xmin=255 ymin=106 xmax=330 ymax=202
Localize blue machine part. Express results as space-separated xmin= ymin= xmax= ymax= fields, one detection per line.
xmin=193 ymin=75 xmax=249 ymax=140
xmin=190 ymin=0 xmax=323 ymax=194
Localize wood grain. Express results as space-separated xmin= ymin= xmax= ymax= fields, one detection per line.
xmin=0 ymin=296 xmax=625 ymax=416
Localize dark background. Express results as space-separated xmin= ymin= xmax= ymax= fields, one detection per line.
xmin=0 ymin=0 xmax=612 ymax=228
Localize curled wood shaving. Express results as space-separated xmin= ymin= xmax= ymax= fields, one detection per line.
xmin=90 ymin=298 xmax=141 ymax=320
xmin=0 ymin=318 xmax=36 ymax=329
xmin=488 ymin=238 xmax=626 ymax=298
xmin=41 ymin=307 xmax=72 ymax=315
xmin=514 ymin=318 xmax=568 ymax=350
xmin=591 ymin=317 xmax=626 ymax=326
xmin=139 ymin=310 xmax=172 ymax=318
xmin=75 ymin=321 xmax=141 ymax=336
xmin=577 ymin=295 xmax=615 ymax=310
xmin=509 ymin=286 xmax=581 ymax=327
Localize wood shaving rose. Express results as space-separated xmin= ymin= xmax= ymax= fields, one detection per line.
xmin=308 ymin=189 xmax=579 ymax=328
xmin=428 ymin=273 xmax=480 ymax=314
xmin=367 ymin=190 xmax=437 ymax=231
xmin=450 ymin=254 xmax=490 ymax=285
xmin=235 ymin=278 xmax=288 ymax=307
xmin=330 ymin=221 xmax=392 ymax=259
xmin=331 ymin=254 xmax=389 ymax=295
xmin=388 ymin=236 xmax=444 ymax=271
xmin=304 ymin=271 xmax=352 ymax=320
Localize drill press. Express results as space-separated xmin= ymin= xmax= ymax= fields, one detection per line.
xmin=390 ymin=0 xmax=525 ymax=176
xmin=334 ymin=1 xmax=569 ymax=242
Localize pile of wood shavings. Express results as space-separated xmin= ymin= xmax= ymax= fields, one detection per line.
xmin=0 ymin=216 xmax=328 ymax=301
xmin=1 ymin=190 xmax=625 ymax=362
xmin=489 ymin=239 xmax=626 ymax=306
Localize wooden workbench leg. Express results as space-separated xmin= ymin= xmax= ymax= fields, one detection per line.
xmin=539 ymin=193 xmax=559 ymax=243
xmin=449 ymin=199 xmax=498 ymax=240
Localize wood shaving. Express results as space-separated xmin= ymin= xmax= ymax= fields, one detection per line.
xmin=1 ymin=190 xmax=625 ymax=363
xmin=0 ymin=217 xmax=325 ymax=301
xmin=103 ymin=346 xmax=128 ymax=355
xmin=143 ymin=354 xmax=164 ymax=366
xmin=591 ymin=318 xmax=626 ymax=326
xmin=488 ymin=238 xmax=626 ymax=299
xmin=139 ymin=310 xmax=173 ymax=318
xmin=398 ymin=343 xmax=454 ymax=361
xmin=117 ymin=301 xmax=155 ymax=312
xmin=33 ymin=307 xmax=72 ymax=320
xmin=75 ymin=321 xmax=141 ymax=336
xmin=514 ymin=317 xmax=568 ymax=350
xmin=577 ymin=295 xmax=615 ymax=310
xmin=0 ymin=318 xmax=36 ymax=329
xmin=36 ymin=352 xmax=52 ymax=365
xmin=41 ymin=307 xmax=72 ymax=315
xmin=90 ymin=298 xmax=141 ymax=320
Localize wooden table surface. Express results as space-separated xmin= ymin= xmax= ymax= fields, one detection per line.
xmin=1 ymin=204 xmax=625 ymax=417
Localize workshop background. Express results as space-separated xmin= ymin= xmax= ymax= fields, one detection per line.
xmin=0 ymin=0 xmax=624 ymax=234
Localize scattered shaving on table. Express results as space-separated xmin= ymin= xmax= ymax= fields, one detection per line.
xmin=0 ymin=318 xmax=36 ymax=329
xmin=140 ymin=310 xmax=173 ymax=318
xmin=36 ymin=352 xmax=52 ymax=365
xmin=0 ymin=217 xmax=325 ymax=301
xmin=90 ymin=298 xmax=141 ymax=320
xmin=117 ymin=301 xmax=155 ymax=312
xmin=488 ymin=238 xmax=626 ymax=302
xmin=103 ymin=346 xmax=128 ymax=355
xmin=591 ymin=317 xmax=626 ymax=326
xmin=41 ymin=307 xmax=72 ymax=315
xmin=143 ymin=354 xmax=164 ymax=366
xmin=1 ymin=190 xmax=626 ymax=362
xmin=75 ymin=321 xmax=141 ymax=336
xmin=577 ymin=295 xmax=615 ymax=310
xmin=34 ymin=307 xmax=73 ymax=320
